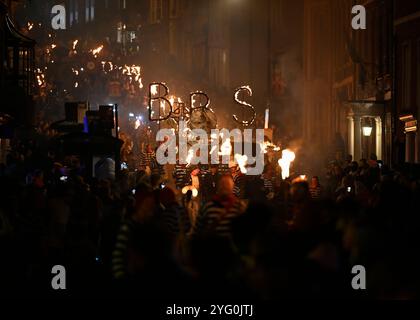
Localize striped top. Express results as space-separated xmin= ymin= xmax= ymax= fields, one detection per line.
xmin=262 ymin=176 xmax=275 ymax=194
xmin=233 ymin=173 xmax=246 ymax=199
xmin=192 ymin=196 xmax=246 ymax=238
xmin=160 ymin=204 xmax=191 ymax=236
xmin=111 ymin=220 xmax=133 ymax=280
xmin=139 ymin=151 xmax=164 ymax=176
xmin=309 ymin=186 xmax=323 ymax=199
xmin=173 ymin=164 xmax=188 ymax=190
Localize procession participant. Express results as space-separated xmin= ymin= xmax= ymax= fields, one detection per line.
xmin=229 ymin=160 xmax=246 ymax=199
xmin=192 ymin=175 xmax=246 ymax=239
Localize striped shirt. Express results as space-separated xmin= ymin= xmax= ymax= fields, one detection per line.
xmin=233 ymin=173 xmax=246 ymax=199
xmin=139 ymin=151 xmax=164 ymax=176
xmin=173 ymin=164 xmax=188 ymax=190
xmin=111 ymin=220 xmax=133 ymax=280
xmin=310 ymin=186 xmax=323 ymax=199
xmin=262 ymin=176 xmax=275 ymax=194
xmin=192 ymin=196 xmax=246 ymax=238
xmin=160 ymin=204 xmax=191 ymax=236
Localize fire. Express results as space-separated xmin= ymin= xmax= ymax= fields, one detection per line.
xmin=219 ymin=137 xmax=232 ymax=156
xmin=51 ymin=44 xmax=57 ymax=49
xmin=151 ymin=84 xmax=159 ymax=96
xmin=186 ymin=149 xmax=195 ymax=167
xmin=278 ymin=149 xmax=296 ymax=180
xmin=235 ymin=154 xmax=248 ymax=174
xmin=72 ymin=39 xmax=78 ymax=50
xmin=91 ymin=45 xmax=104 ymax=58
xmin=169 ymin=96 xmax=175 ymax=106
xmin=182 ymin=185 xmax=199 ymax=198
xmin=261 ymin=141 xmax=281 ymax=154
xmin=27 ymin=22 xmax=34 ymax=31
xmin=36 ymin=68 xmax=46 ymax=87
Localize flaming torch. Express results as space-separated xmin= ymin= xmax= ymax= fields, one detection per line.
xmin=235 ymin=154 xmax=248 ymax=174
xmin=278 ymin=149 xmax=296 ymax=180
xmin=186 ymin=149 xmax=195 ymax=167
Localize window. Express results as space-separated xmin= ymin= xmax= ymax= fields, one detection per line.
xmin=85 ymin=0 xmax=95 ymax=22
xmin=69 ymin=0 xmax=74 ymax=26
xmin=150 ymin=0 xmax=163 ymax=24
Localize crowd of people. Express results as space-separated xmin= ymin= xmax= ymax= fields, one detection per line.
xmin=1 ymin=132 xmax=420 ymax=300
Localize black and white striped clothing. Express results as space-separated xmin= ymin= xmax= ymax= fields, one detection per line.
xmin=111 ymin=219 xmax=133 ymax=280
xmin=139 ymin=151 xmax=164 ymax=176
xmin=233 ymin=173 xmax=246 ymax=199
xmin=192 ymin=196 xmax=246 ymax=238
xmin=262 ymin=176 xmax=275 ymax=194
xmin=173 ymin=164 xmax=188 ymax=190
xmin=160 ymin=204 xmax=191 ymax=236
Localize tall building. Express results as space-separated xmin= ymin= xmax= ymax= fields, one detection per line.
xmin=394 ymin=0 xmax=420 ymax=164
xmin=303 ymin=0 xmax=393 ymax=165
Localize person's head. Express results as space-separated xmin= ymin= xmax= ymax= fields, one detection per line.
xmin=290 ymin=181 xmax=310 ymax=202
xmin=229 ymin=161 xmax=238 ymax=175
xmin=191 ymin=167 xmax=200 ymax=176
xmin=210 ymin=164 xmax=218 ymax=175
xmin=217 ymin=174 xmax=234 ymax=197
xmin=146 ymin=144 xmax=153 ymax=153
xmin=311 ymin=176 xmax=320 ymax=188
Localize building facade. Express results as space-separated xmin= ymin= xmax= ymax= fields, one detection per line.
xmin=303 ymin=0 xmax=393 ymax=165
xmin=394 ymin=0 xmax=420 ymax=164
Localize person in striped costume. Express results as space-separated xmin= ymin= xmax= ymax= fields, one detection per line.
xmin=192 ymin=175 xmax=246 ymax=239
xmin=138 ymin=144 xmax=164 ymax=177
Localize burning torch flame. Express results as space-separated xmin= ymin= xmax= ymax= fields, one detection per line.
xmin=182 ymin=186 xmax=199 ymax=198
xmin=278 ymin=149 xmax=296 ymax=180
xmin=219 ymin=137 xmax=232 ymax=156
xmin=235 ymin=154 xmax=248 ymax=174
xmin=186 ymin=149 xmax=195 ymax=167
xmin=91 ymin=45 xmax=104 ymax=58
xmin=151 ymin=84 xmax=159 ymax=96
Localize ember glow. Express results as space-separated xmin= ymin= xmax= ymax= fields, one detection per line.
xmin=278 ymin=149 xmax=296 ymax=180
xmin=36 ymin=68 xmax=46 ymax=87
xmin=261 ymin=141 xmax=281 ymax=154
xmin=185 ymin=149 xmax=195 ymax=167
xmin=91 ymin=45 xmax=104 ymax=58
xmin=182 ymin=185 xmax=199 ymax=198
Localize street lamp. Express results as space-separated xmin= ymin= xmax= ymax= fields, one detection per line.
xmin=362 ymin=125 xmax=373 ymax=137
xmin=362 ymin=117 xmax=373 ymax=137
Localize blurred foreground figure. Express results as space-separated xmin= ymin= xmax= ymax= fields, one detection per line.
xmin=192 ymin=175 xmax=246 ymax=239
